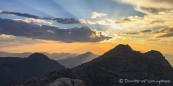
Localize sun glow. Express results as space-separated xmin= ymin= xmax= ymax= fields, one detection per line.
xmin=112 ymin=24 xmax=122 ymax=29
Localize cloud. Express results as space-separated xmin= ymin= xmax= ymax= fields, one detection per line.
xmin=0 ymin=10 xmax=85 ymax=24
xmin=115 ymin=0 xmax=173 ymax=14
xmin=1 ymin=11 xmax=41 ymax=19
xmin=115 ymin=0 xmax=173 ymax=9
xmin=53 ymin=18 xmax=85 ymax=24
xmin=156 ymin=27 xmax=173 ymax=38
xmin=78 ymin=19 xmax=86 ymax=23
xmin=13 ymin=18 xmax=53 ymax=26
xmin=123 ymin=29 xmax=152 ymax=36
xmin=91 ymin=12 xmax=107 ymax=18
xmin=115 ymin=18 xmax=131 ymax=24
xmin=123 ymin=27 xmax=173 ymax=38
xmin=122 ymin=32 xmax=141 ymax=36
xmin=0 ymin=18 xmax=111 ymax=43
xmin=87 ymin=10 xmax=173 ymax=39
xmin=140 ymin=29 xmax=153 ymax=33
xmin=154 ymin=28 xmax=170 ymax=33
xmin=147 ymin=20 xmax=165 ymax=25
xmin=0 ymin=34 xmax=44 ymax=46
xmin=88 ymin=16 xmax=143 ymax=29
xmin=134 ymin=5 xmax=173 ymax=14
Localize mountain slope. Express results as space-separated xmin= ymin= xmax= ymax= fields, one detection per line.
xmin=0 ymin=57 xmax=24 ymax=64
xmin=57 ymin=52 xmax=98 ymax=68
xmin=0 ymin=53 xmax=65 ymax=86
xmin=73 ymin=44 xmax=173 ymax=86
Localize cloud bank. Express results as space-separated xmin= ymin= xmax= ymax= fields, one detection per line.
xmin=155 ymin=27 xmax=173 ymax=38
xmin=0 ymin=11 xmax=85 ymax=24
xmin=0 ymin=18 xmax=111 ymax=43
xmin=115 ymin=0 xmax=173 ymax=14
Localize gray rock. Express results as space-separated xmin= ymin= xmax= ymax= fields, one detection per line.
xmin=49 ymin=77 xmax=85 ymax=86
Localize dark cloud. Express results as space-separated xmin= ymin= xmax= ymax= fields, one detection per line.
xmin=53 ymin=18 xmax=82 ymax=24
xmin=121 ymin=18 xmax=131 ymax=22
xmin=136 ymin=7 xmax=173 ymax=14
xmin=115 ymin=17 xmax=131 ymax=24
xmin=1 ymin=11 xmax=41 ymax=19
xmin=124 ymin=32 xmax=140 ymax=35
xmin=0 ymin=18 xmax=111 ymax=42
xmin=124 ymin=27 xmax=173 ymax=38
xmin=140 ymin=29 xmax=152 ymax=33
xmin=124 ymin=29 xmax=152 ymax=36
xmin=147 ymin=20 xmax=165 ymax=25
xmin=155 ymin=27 xmax=173 ymax=38
xmin=157 ymin=32 xmax=173 ymax=38
xmin=0 ymin=11 xmax=84 ymax=24
xmin=154 ymin=28 xmax=168 ymax=33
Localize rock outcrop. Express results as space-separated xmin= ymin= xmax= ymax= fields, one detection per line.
xmin=18 ymin=68 xmax=85 ymax=86
xmin=49 ymin=78 xmax=85 ymax=86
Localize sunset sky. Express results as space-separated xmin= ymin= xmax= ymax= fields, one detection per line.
xmin=0 ymin=0 xmax=173 ymax=55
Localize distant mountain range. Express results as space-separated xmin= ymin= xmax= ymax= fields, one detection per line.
xmin=57 ymin=52 xmax=99 ymax=68
xmin=1 ymin=51 xmax=173 ymax=67
xmin=0 ymin=53 xmax=65 ymax=86
xmin=19 ymin=44 xmax=173 ymax=86
xmin=0 ymin=52 xmax=78 ymax=60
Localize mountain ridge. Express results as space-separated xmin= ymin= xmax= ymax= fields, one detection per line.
xmin=72 ymin=44 xmax=173 ymax=86
xmin=58 ymin=52 xmax=98 ymax=68
xmin=20 ymin=44 xmax=173 ymax=86
xmin=0 ymin=53 xmax=65 ymax=86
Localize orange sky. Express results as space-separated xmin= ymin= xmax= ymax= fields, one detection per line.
xmin=1 ymin=39 xmax=173 ymax=55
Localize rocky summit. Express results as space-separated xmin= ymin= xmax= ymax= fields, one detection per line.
xmin=18 ymin=44 xmax=173 ymax=86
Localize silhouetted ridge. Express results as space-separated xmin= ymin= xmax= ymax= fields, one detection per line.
xmin=81 ymin=52 xmax=94 ymax=56
xmin=102 ymin=44 xmax=133 ymax=58
xmin=84 ymin=52 xmax=93 ymax=55
xmin=108 ymin=44 xmax=133 ymax=53
xmin=17 ymin=44 xmax=173 ymax=86
xmin=113 ymin=44 xmax=132 ymax=51
xmin=71 ymin=44 xmax=173 ymax=86
xmin=144 ymin=50 xmax=164 ymax=59
xmin=143 ymin=50 xmax=172 ymax=67
xmin=28 ymin=53 xmax=50 ymax=60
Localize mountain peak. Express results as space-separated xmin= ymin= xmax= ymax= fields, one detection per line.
xmin=85 ymin=52 xmax=93 ymax=55
xmin=78 ymin=52 xmax=95 ymax=57
xmin=114 ymin=44 xmax=132 ymax=50
xmin=101 ymin=44 xmax=134 ymax=58
xmin=109 ymin=44 xmax=133 ymax=53
xmin=28 ymin=52 xmax=50 ymax=60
